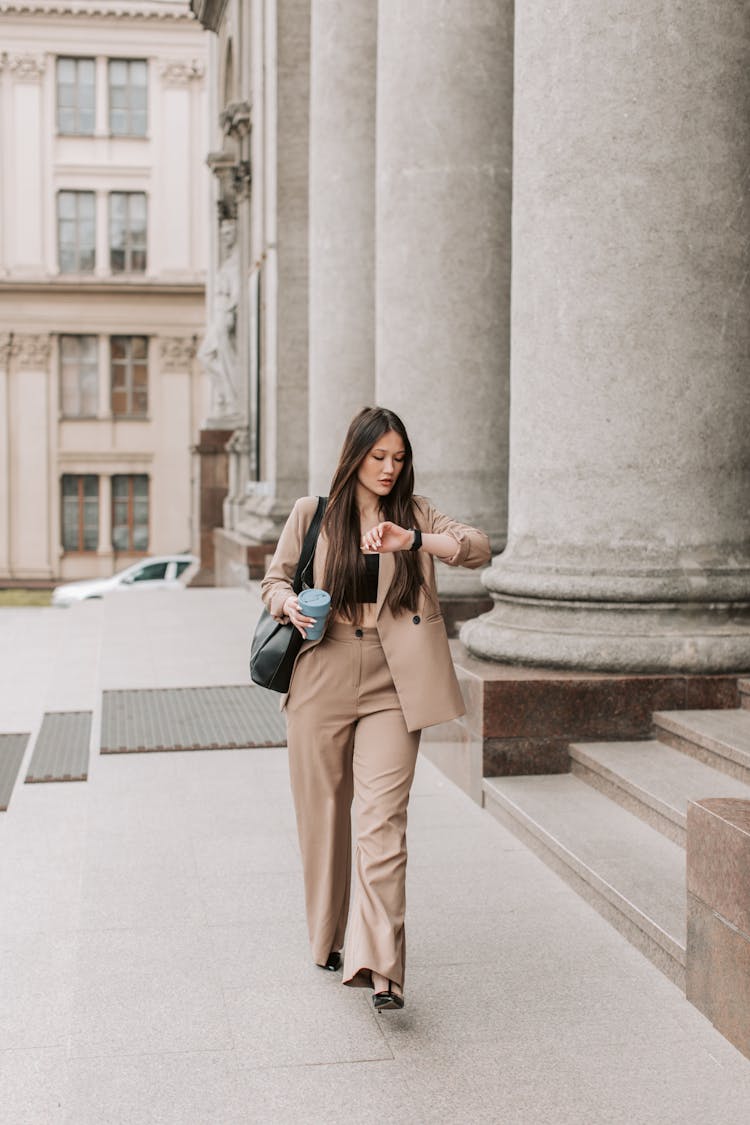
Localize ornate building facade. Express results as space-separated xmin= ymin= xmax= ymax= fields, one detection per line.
xmin=0 ymin=0 xmax=210 ymax=583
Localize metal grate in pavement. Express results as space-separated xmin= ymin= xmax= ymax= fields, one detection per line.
xmin=100 ymin=685 xmax=287 ymax=754
xmin=0 ymin=733 xmax=29 ymax=809
xmin=26 ymin=712 xmax=91 ymax=783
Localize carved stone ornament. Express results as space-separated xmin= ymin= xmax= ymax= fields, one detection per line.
xmin=220 ymin=101 xmax=252 ymax=140
xmin=160 ymin=336 xmax=196 ymax=371
xmin=14 ymin=334 xmax=52 ymax=369
xmin=0 ymin=334 xmax=13 ymax=368
xmin=160 ymin=59 xmax=205 ymax=86
xmin=7 ymin=54 xmax=46 ymax=81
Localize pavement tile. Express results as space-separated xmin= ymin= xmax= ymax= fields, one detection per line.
xmin=225 ymin=978 xmax=392 ymax=1069
xmin=374 ymin=961 xmax=686 ymax=1060
xmin=204 ymin=922 xmax=312 ymax=992
xmin=407 ymin=818 xmax=528 ymax=867
xmin=63 ymin=1051 xmax=242 ymax=1125
xmin=77 ymin=856 xmax=207 ymax=932
xmin=66 ymin=926 xmax=234 ymax=1059
xmin=196 ymin=867 xmax=305 ymax=928
xmin=0 ymin=1046 xmax=68 ymax=1125
xmin=0 ymin=934 xmax=77 ymax=1051
xmin=64 ymin=1054 xmax=416 ymax=1125
xmin=191 ymin=827 xmax=301 ymax=881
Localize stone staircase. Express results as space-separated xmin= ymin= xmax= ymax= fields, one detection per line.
xmin=483 ymin=677 xmax=750 ymax=990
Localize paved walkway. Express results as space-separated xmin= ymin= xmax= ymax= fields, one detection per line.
xmin=1 ymin=588 xmax=750 ymax=1124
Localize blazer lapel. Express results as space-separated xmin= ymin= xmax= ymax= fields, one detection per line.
xmin=376 ymin=550 xmax=395 ymax=620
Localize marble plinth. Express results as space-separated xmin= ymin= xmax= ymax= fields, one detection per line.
xmin=687 ymin=798 xmax=750 ymax=1061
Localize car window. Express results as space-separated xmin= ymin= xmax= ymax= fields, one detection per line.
xmin=131 ymin=562 xmax=168 ymax=582
xmin=175 ymin=560 xmax=192 ymax=577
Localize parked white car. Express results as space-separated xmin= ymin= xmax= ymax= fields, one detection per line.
xmin=51 ymin=554 xmax=199 ymax=608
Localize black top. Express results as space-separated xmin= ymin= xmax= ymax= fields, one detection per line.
xmin=363 ymin=553 xmax=379 ymax=603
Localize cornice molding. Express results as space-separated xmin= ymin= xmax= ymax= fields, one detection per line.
xmin=58 ymin=451 xmax=154 ymax=465
xmin=0 ymin=279 xmax=204 ymax=297
xmin=0 ymin=1 xmax=196 ymax=22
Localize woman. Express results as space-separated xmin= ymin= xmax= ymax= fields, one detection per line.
xmin=261 ymin=407 xmax=491 ymax=1010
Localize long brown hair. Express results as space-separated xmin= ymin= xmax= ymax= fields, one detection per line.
xmin=322 ymin=406 xmax=423 ymax=622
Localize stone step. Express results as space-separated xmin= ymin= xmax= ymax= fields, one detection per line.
xmin=652 ymin=709 xmax=750 ymax=786
xmin=739 ymin=679 xmax=750 ymax=710
xmin=483 ymin=773 xmax=686 ymax=987
xmin=570 ymin=739 xmax=750 ymax=847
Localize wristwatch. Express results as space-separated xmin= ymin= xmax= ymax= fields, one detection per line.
xmin=409 ymin=528 xmax=422 ymax=551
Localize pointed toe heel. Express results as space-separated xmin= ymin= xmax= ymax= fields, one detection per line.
xmin=318 ymin=951 xmax=342 ymax=972
xmin=372 ymin=991 xmax=405 ymax=1012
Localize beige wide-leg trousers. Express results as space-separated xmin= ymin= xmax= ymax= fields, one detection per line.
xmin=285 ymin=622 xmax=420 ymax=991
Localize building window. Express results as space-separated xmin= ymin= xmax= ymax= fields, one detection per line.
xmin=60 ymin=335 xmax=98 ymax=417
xmin=110 ymin=193 xmax=147 ymax=273
xmin=61 ymin=475 xmax=99 ymax=552
xmin=56 ymin=57 xmax=95 ymax=135
xmin=57 ymin=191 xmax=96 ymax=273
xmin=109 ymin=59 xmax=147 ymax=137
xmin=112 ymin=475 xmax=148 ymax=551
xmin=110 ymin=336 xmax=148 ymax=417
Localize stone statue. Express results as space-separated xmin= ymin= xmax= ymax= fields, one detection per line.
xmin=198 ymin=219 xmax=240 ymax=421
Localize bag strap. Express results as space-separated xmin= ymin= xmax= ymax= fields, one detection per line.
xmin=292 ymin=496 xmax=328 ymax=594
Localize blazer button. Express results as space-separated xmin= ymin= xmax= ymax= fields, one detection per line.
xmin=412 ymin=615 xmax=421 ymax=625
xmin=355 ymin=628 xmax=364 ymax=638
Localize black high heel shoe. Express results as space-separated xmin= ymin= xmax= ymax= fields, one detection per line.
xmin=372 ymin=990 xmax=405 ymax=1012
xmin=318 ymin=951 xmax=342 ymax=972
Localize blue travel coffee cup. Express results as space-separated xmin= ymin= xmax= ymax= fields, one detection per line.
xmin=298 ymin=588 xmax=332 ymax=641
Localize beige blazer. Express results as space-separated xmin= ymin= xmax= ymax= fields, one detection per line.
xmin=261 ymin=495 xmax=492 ymax=732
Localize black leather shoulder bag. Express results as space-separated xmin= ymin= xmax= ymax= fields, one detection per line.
xmin=249 ymin=496 xmax=327 ymax=693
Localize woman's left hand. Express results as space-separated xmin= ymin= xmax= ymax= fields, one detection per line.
xmin=361 ymin=522 xmax=413 ymax=553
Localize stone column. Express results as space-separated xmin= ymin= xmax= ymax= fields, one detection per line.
xmin=375 ymin=0 xmax=513 ymax=594
xmin=193 ymin=427 xmax=233 ymax=584
xmin=5 ymin=54 xmax=45 ymax=274
xmin=97 ymin=473 xmax=112 ymax=558
xmin=0 ymin=335 xmax=11 ymax=579
xmin=238 ymin=0 xmax=311 ymax=542
xmin=308 ymin=0 xmax=376 ymax=495
xmin=462 ymin=1 xmax=750 ymax=672
xmin=7 ymin=334 xmax=53 ymax=578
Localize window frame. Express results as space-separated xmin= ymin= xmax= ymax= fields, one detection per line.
xmin=111 ymin=474 xmax=149 ymax=553
xmin=59 ymin=334 xmax=99 ymax=419
xmin=108 ymin=58 xmax=148 ymax=138
xmin=110 ymin=335 xmax=148 ymax=419
xmin=57 ymin=190 xmax=96 ymax=274
xmin=56 ymin=56 xmax=96 ymax=136
xmin=61 ymin=474 xmax=99 ymax=553
xmin=109 ymin=191 xmax=147 ymax=274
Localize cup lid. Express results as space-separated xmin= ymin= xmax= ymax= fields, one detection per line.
xmin=298 ymin=588 xmax=330 ymax=606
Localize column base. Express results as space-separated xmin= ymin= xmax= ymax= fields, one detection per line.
xmin=212 ymin=528 xmax=278 ymax=586
xmin=461 ymin=596 xmax=750 ymax=674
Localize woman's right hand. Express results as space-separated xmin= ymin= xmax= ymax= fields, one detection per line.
xmin=282 ymin=595 xmax=317 ymax=639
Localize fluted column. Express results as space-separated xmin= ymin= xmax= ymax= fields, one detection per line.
xmin=375 ymin=0 xmax=512 ymax=590
xmin=308 ymin=0 xmax=376 ymax=495
xmin=462 ymin=1 xmax=750 ymax=672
